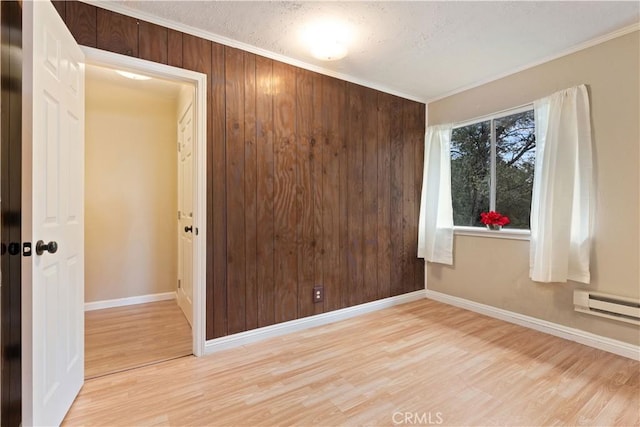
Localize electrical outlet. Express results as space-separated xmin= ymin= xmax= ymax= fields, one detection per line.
xmin=313 ymin=285 xmax=324 ymax=303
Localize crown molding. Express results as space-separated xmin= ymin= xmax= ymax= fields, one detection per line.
xmin=425 ymin=22 xmax=640 ymax=104
xmin=84 ymin=0 xmax=427 ymax=103
xmin=83 ymin=2 xmax=638 ymax=107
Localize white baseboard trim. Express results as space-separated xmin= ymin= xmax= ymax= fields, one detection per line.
xmin=425 ymin=289 xmax=640 ymax=361
xmin=204 ymin=290 xmax=426 ymax=355
xmin=84 ymin=291 xmax=176 ymax=311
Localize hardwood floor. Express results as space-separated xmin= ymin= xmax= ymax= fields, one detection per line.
xmin=68 ymin=299 xmax=639 ymax=426
xmin=85 ymin=300 xmax=192 ymax=379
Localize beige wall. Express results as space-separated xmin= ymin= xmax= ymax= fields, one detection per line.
xmin=85 ymin=76 xmax=179 ymax=303
xmin=427 ymin=31 xmax=640 ymax=345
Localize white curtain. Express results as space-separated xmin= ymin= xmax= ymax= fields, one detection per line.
xmin=418 ymin=124 xmax=454 ymax=265
xmin=530 ymin=84 xmax=593 ymax=283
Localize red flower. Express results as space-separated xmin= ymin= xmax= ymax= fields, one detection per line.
xmin=480 ymin=211 xmax=510 ymax=226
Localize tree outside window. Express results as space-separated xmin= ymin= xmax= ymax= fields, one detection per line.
xmin=450 ymin=110 xmax=535 ymax=229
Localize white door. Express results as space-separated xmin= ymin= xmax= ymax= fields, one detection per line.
xmin=177 ymin=100 xmax=194 ymax=326
xmin=23 ymin=1 xmax=85 ymax=425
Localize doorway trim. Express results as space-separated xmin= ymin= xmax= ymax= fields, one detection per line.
xmin=82 ymin=46 xmax=207 ymax=357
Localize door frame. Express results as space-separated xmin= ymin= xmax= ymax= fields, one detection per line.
xmin=82 ymin=46 xmax=208 ymax=357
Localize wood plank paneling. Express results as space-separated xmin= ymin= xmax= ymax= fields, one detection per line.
xmin=296 ymin=68 xmax=315 ymax=318
xmin=244 ymin=52 xmax=258 ymax=331
xmin=58 ymin=1 xmax=427 ymax=340
xmin=346 ymin=84 xmax=365 ymax=307
xmin=389 ymin=96 xmax=404 ymax=297
xmin=414 ymin=104 xmax=426 ymax=291
xmin=401 ymin=103 xmax=417 ymax=294
xmin=225 ymin=47 xmax=246 ymax=335
xmin=337 ymin=83 xmax=349 ymax=311
xmin=65 ymin=1 xmax=97 ymax=47
xmin=376 ymin=93 xmax=392 ymax=300
xmin=182 ymin=34 xmax=211 ymax=75
xmin=97 ymin=9 xmax=138 ymax=57
xmin=311 ymin=73 xmax=324 ymax=316
xmin=362 ymin=88 xmax=379 ymax=303
xmin=210 ymin=42 xmax=227 ymax=338
xmin=273 ymin=61 xmax=298 ymax=324
xmin=321 ymin=76 xmax=344 ymax=312
xmin=167 ymin=29 xmax=183 ymax=68
xmin=1 ymin=3 xmax=23 ymax=424
xmin=256 ymin=56 xmax=275 ymax=328
xmin=138 ymin=21 xmax=167 ymax=64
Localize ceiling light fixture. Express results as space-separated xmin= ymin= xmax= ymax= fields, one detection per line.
xmin=302 ymin=20 xmax=352 ymax=61
xmin=311 ymin=39 xmax=348 ymax=62
xmin=115 ymin=70 xmax=152 ymax=80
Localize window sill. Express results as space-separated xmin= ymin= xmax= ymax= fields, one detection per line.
xmin=454 ymin=226 xmax=530 ymax=241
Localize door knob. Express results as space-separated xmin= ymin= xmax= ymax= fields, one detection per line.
xmin=184 ymin=226 xmax=193 ymax=233
xmin=35 ymin=240 xmax=58 ymax=255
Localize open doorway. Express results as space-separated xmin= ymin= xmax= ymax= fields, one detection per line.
xmin=83 ymin=62 xmax=196 ymax=378
xmin=82 ymin=45 xmax=208 ymax=369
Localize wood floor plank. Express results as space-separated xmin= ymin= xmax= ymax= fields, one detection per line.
xmin=68 ymin=299 xmax=639 ymax=426
xmin=84 ymin=300 xmax=192 ymax=379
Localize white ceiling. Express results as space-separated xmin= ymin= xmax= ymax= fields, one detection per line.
xmin=86 ymin=63 xmax=186 ymax=99
xmin=106 ymin=1 xmax=639 ymax=102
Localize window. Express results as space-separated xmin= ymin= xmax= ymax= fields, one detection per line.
xmin=450 ymin=108 xmax=535 ymax=229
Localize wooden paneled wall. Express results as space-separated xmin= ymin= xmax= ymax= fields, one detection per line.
xmin=2 ymin=3 xmax=24 ymax=424
xmin=54 ymin=1 xmax=426 ymax=339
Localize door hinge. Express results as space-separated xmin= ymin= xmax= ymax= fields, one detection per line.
xmin=178 ymin=279 xmax=181 ymax=289
xmin=178 ymin=211 xmax=181 ymax=220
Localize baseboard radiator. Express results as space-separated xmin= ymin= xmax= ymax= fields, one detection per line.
xmin=574 ymin=290 xmax=640 ymax=326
